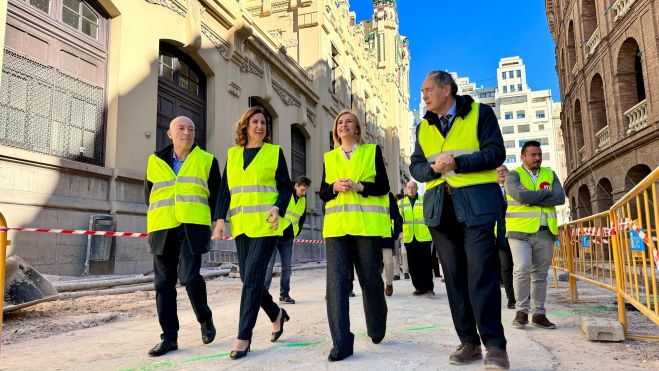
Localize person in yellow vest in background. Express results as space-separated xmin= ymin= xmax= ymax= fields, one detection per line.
xmin=264 ymin=175 xmax=311 ymax=304
xmin=399 ymin=181 xmax=435 ymax=296
xmin=212 ymin=107 xmax=294 ymax=360
xmin=144 ymin=116 xmax=221 ymax=357
xmin=505 ymin=140 xmax=565 ymax=330
xmin=410 ymin=71 xmax=509 ymax=369
xmin=320 ymin=109 xmax=390 ymax=362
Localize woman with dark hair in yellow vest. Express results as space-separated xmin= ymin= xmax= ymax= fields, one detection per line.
xmin=319 ymin=109 xmax=390 ymax=362
xmin=212 ymin=106 xmax=293 ymax=360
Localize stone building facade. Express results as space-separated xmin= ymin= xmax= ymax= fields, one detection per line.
xmin=545 ymin=0 xmax=658 ymax=219
xmin=0 ymin=0 xmax=410 ymax=275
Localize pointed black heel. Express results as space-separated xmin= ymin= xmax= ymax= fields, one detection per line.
xmin=270 ymin=308 xmax=290 ymax=342
xmin=230 ymin=340 xmax=251 ymax=360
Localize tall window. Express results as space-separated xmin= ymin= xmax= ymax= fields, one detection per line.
xmin=516 ymin=70 xmax=521 ymax=78
xmin=291 ymin=126 xmax=306 ymax=180
xmin=330 ymin=45 xmax=339 ymax=95
xmin=501 ymin=71 xmax=506 ymax=80
xmin=508 ymin=71 xmax=514 ymax=79
xmin=62 ymin=0 xmax=99 ymax=39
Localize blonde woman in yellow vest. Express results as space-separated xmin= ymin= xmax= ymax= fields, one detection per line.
xmin=319 ymin=109 xmax=390 ymax=362
xmin=144 ymin=116 xmax=221 ymax=357
xmin=211 ymin=107 xmax=293 ymax=360
xmin=504 ymin=141 xmax=565 ymax=331
xmin=410 ymin=71 xmax=509 ymax=368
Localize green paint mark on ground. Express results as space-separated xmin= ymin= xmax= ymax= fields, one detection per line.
xmin=406 ymin=325 xmax=442 ymax=331
xmin=182 ymin=352 xmax=230 ymax=363
xmin=283 ymin=341 xmax=323 ymax=347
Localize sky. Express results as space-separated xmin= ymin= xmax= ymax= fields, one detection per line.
xmin=349 ymin=0 xmax=560 ymax=110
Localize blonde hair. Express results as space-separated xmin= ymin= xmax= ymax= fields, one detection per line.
xmin=233 ymin=106 xmax=271 ymax=146
xmin=332 ymin=109 xmax=364 ymax=149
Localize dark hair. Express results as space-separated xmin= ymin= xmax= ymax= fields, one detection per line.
xmin=428 ymin=70 xmax=458 ymax=97
xmin=521 ymin=140 xmax=541 ymax=155
xmin=295 ymin=175 xmax=312 ymax=187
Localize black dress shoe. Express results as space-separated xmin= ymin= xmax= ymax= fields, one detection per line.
xmin=271 ymin=308 xmax=290 ymax=342
xmin=201 ymin=319 xmax=216 ymax=344
xmin=148 ymin=339 xmax=178 ymax=357
xmin=393 ymin=274 xmax=400 ymax=281
xmin=412 ymin=289 xmax=426 ymax=296
xmin=279 ymin=295 xmax=296 ymax=304
xmin=371 ymin=334 xmax=385 ymax=344
xmin=507 ymin=300 xmax=516 ymax=310
xmin=230 ymin=340 xmax=251 ymax=360
xmin=328 ymin=348 xmax=353 ymax=362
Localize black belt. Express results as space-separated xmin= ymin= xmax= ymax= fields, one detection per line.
xmin=538 ymin=226 xmax=549 ymax=231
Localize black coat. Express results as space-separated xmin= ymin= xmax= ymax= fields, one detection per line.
xmin=409 ymin=95 xmax=506 ymax=228
xmin=144 ymin=144 xmax=221 ymax=255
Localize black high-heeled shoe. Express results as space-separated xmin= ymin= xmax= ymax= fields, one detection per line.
xmin=270 ymin=308 xmax=290 ymax=342
xmin=230 ymin=340 xmax=251 ymax=360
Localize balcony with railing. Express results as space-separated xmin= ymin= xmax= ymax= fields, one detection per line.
xmin=612 ymin=0 xmax=636 ymax=21
xmin=595 ymin=126 xmax=610 ymax=150
xmin=625 ymin=99 xmax=648 ymax=134
xmin=586 ymin=28 xmax=601 ymax=57
xmin=578 ymin=146 xmax=586 ymax=163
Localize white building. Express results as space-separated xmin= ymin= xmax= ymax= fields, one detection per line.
xmin=450 ymin=72 xmax=477 ymax=99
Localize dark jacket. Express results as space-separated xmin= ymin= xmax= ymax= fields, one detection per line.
xmin=496 ymin=185 xmax=508 ymax=249
xmin=409 ymin=95 xmax=506 ymax=227
xmin=144 ymin=144 xmax=221 ymax=255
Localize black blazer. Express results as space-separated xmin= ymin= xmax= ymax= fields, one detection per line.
xmin=144 ymin=144 xmax=221 ymax=255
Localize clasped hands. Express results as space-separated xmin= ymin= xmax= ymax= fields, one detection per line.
xmin=430 ymin=153 xmax=456 ymax=174
xmin=211 ymin=206 xmax=280 ymax=240
xmin=333 ymin=178 xmax=364 ymax=193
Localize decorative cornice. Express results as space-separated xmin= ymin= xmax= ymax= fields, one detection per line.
xmin=239 ymin=57 xmax=264 ymax=78
xmin=145 ymin=0 xmax=186 ymax=16
xmin=201 ymin=23 xmax=230 ymax=60
xmin=306 ymin=109 xmax=317 ymax=127
xmin=228 ymin=82 xmax=241 ymax=97
xmin=272 ymin=80 xmax=301 ymax=107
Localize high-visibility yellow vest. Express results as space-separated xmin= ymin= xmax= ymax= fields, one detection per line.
xmin=399 ymin=196 xmax=432 ymax=243
xmin=146 ymin=146 xmax=213 ymax=233
xmin=505 ymin=167 xmax=558 ymax=235
xmin=417 ymin=102 xmax=497 ymax=190
xmin=322 ymin=144 xmax=390 ymax=238
xmin=284 ymin=194 xmax=306 ymax=236
xmin=226 ymin=143 xmax=284 ymax=237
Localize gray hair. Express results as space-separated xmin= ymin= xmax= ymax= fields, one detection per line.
xmin=427 ymin=70 xmax=458 ymax=97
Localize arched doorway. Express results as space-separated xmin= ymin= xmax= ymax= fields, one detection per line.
xmin=625 ymin=164 xmax=651 ymax=192
xmin=594 ymin=178 xmax=613 ymax=212
xmin=616 ymin=38 xmax=646 ymax=130
xmin=156 ymin=43 xmax=206 ymax=151
xmin=578 ymin=184 xmax=592 ymax=218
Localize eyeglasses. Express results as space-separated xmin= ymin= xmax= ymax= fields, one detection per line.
xmin=496 ymin=170 xmax=508 ymax=174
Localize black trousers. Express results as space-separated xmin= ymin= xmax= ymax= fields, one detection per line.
xmin=235 ymin=234 xmax=281 ymax=340
xmin=153 ymin=225 xmax=212 ymax=341
xmin=499 ymin=239 xmax=515 ymax=303
xmin=428 ymin=194 xmax=507 ymax=349
xmin=406 ymin=239 xmax=434 ymax=292
xmin=431 ymin=243 xmax=442 ymax=277
xmin=326 ymin=236 xmax=387 ymax=353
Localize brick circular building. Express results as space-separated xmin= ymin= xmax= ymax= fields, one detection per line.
xmin=545 ymin=0 xmax=658 ymax=219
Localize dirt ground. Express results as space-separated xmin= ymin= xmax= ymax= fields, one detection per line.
xmin=1 ymin=268 xmax=658 ymax=370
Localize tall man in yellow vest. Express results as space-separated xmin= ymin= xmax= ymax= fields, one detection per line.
xmin=264 ymin=175 xmax=311 ymax=304
xmin=399 ymin=181 xmax=435 ymax=296
xmin=505 ymin=141 xmax=565 ymax=330
xmin=144 ymin=116 xmax=221 ymax=357
xmin=410 ymin=71 xmax=509 ymax=369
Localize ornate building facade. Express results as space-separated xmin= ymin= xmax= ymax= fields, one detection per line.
xmin=545 ymin=0 xmax=658 ymax=219
xmin=0 ymin=0 xmax=410 ymax=275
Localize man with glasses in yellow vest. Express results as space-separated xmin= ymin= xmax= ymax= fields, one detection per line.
xmin=144 ymin=116 xmax=221 ymax=356
xmin=264 ymin=175 xmax=311 ymax=304
xmin=505 ymin=141 xmax=565 ymax=330
xmin=410 ymin=71 xmax=508 ymax=369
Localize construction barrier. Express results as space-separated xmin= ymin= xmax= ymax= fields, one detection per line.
xmin=1 ymin=211 xmax=8 ymax=352
xmin=554 ymin=167 xmax=659 ymax=340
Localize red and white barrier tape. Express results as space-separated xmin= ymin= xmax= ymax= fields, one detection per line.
xmin=0 ymin=226 xmax=326 ymax=244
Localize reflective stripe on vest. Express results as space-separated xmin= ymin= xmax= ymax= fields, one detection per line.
xmin=322 ymin=144 xmax=390 ymax=238
xmin=283 ymin=194 xmax=306 ymax=236
xmin=226 ymin=143 xmax=284 ymax=238
xmin=505 ymin=167 xmax=558 ymax=234
xmin=417 ymin=102 xmax=497 ymax=190
xmin=146 ymin=146 xmax=213 ymax=233
xmin=399 ymin=196 xmax=432 ymax=243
